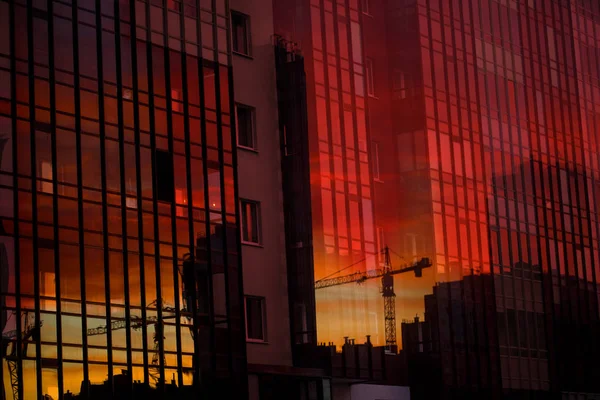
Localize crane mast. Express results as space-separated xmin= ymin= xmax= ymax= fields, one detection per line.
xmin=381 ymin=247 xmax=397 ymax=348
xmin=86 ymin=299 xmax=181 ymax=386
xmin=315 ymin=247 xmax=431 ymax=349
xmin=2 ymin=312 xmax=42 ymax=400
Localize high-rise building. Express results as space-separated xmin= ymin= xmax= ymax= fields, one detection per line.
xmin=384 ymin=0 xmax=600 ymax=397
xmin=2 ymin=0 xmax=599 ymax=398
xmin=0 ymin=0 xmax=247 ymax=398
xmin=273 ymin=0 xmax=600 ymax=397
xmin=273 ymin=0 xmax=394 ymax=350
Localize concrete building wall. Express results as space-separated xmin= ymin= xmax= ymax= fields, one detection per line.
xmin=231 ymin=0 xmax=293 ymax=370
xmin=332 ymin=383 xmax=411 ymax=400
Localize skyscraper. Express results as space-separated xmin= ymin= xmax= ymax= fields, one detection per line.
xmin=273 ymin=0 xmax=391 ymax=349
xmin=274 ymin=0 xmax=600 ymax=397
xmin=381 ymin=0 xmax=600 ymax=396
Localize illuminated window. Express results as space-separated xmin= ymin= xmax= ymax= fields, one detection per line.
xmin=236 ymin=103 xmax=256 ymax=150
xmin=245 ymin=296 xmax=266 ymax=342
xmin=240 ymin=199 xmax=261 ymax=244
xmin=41 ymin=271 xmax=55 ymax=310
xmin=126 ymin=178 xmax=137 ymax=209
xmin=167 ymin=0 xmax=181 ymax=12
xmin=175 ymin=189 xmax=186 ymax=217
xmin=171 ymin=89 xmax=182 ymax=112
xmin=231 ymin=11 xmax=251 ymax=56
xmin=366 ymin=58 xmax=375 ymax=97
xmin=40 ymin=161 xmax=54 ymax=194
xmin=405 ymin=233 xmax=418 ymax=262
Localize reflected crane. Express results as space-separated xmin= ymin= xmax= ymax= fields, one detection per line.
xmin=86 ymin=299 xmax=182 ymax=386
xmin=1 ymin=312 xmax=42 ymax=400
xmin=86 ymin=251 xmax=205 ymax=387
xmin=315 ymin=247 xmax=431 ymax=349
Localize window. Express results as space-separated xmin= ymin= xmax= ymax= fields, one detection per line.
xmin=155 ymin=150 xmax=174 ymax=203
xmin=372 ymin=141 xmax=381 ymax=181
xmin=366 ymin=58 xmax=375 ymax=97
xmin=240 ymin=199 xmax=261 ymax=244
xmin=167 ymin=0 xmax=181 ymax=12
xmin=376 ymin=226 xmax=385 ymax=262
xmin=294 ymin=303 xmax=309 ymax=344
xmin=245 ymin=296 xmax=266 ymax=342
xmin=393 ymin=69 xmax=407 ymax=99
xmin=361 ymin=0 xmax=370 ymax=14
xmin=40 ymin=161 xmax=54 ymax=194
xmin=171 ymin=89 xmax=182 ymax=112
xmin=231 ymin=11 xmax=250 ymax=56
xmin=236 ymin=103 xmax=256 ymax=150
xmin=41 ymin=271 xmax=56 ymax=310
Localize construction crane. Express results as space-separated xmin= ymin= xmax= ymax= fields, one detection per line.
xmin=87 ymin=299 xmax=181 ymax=386
xmin=315 ymin=247 xmax=431 ymax=349
xmin=2 ymin=312 xmax=43 ymax=400
xmin=86 ymin=252 xmax=206 ymax=388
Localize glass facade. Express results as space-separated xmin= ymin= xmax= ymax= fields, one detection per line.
xmin=273 ymin=0 xmax=383 ymax=348
xmin=0 ymin=0 xmax=246 ymax=399
xmin=277 ymin=0 xmax=600 ymax=396
xmin=390 ymin=0 xmax=600 ymax=396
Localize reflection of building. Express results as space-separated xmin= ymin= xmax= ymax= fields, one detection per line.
xmin=0 ymin=1 xmax=246 ymax=399
xmin=230 ymin=0 xmax=409 ymax=395
xmin=402 ymin=275 xmax=504 ymax=398
xmin=62 ymin=370 xmax=192 ymax=400
xmin=364 ymin=0 xmax=600 ymax=397
xmin=403 ymin=266 xmax=600 ymax=398
xmin=273 ymin=0 xmax=384 ymax=349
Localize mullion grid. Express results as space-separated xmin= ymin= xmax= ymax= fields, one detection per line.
xmin=8 ymin=1 xmax=24 ymax=398
xmin=25 ymin=0 xmax=45 ymax=397
xmin=3 ymin=0 xmax=241 ymax=397
xmin=94 ymin=0 xmax=115 ymax=392
xmin=47 ymin=0 xmax=66 ymax=396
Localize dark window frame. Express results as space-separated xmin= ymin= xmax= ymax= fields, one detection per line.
xmin=365 ymin=58 xmax=375 ymax=97
xmin=235 ymin=103 xmax=257 ymax=150
xmin=245 ymin=295 xmax=266 ymax=342
xmin=240 ymin=198 xmax=261 ymax=245
xmin=231 ymin=10 xmax=251 ymax=57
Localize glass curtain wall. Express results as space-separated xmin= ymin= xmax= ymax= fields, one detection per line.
xmin=306 ymin=0 xmax=381 ymax=348
xmin=396 ymin=0 xmax=600 ymax=394
xmin=0 ymin=0 xmax=246 ymax=399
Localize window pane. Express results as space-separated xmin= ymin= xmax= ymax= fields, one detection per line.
xmin=231 ymin=11 xmax=249 ymax=55
xmin=245 ymin=297 xmax=264 ymax=341
xmin=241 ymin=200 xmax=259 ymax=244
xmin=236 ymin=105 xmax=255 ymax=149
xmin=156 ymin=150 xmax=174 ymax=203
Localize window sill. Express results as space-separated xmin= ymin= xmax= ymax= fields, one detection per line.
xmin=242 ymin=241 xmax=263 ymax=248
xmin=362 ymin=12 xmax=373 ymax=18
xmin=233 ymin=51 xmax=253 ymax=60
xmin=374 ymin=178 xmax=384 ymax=184
xmin=367 ymin=94 xmax=379 ymax=100
xmin=246 ymin=339 xmax=268 ymax=345
xmin=237 ymin=145 xmax=259 ymax=154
